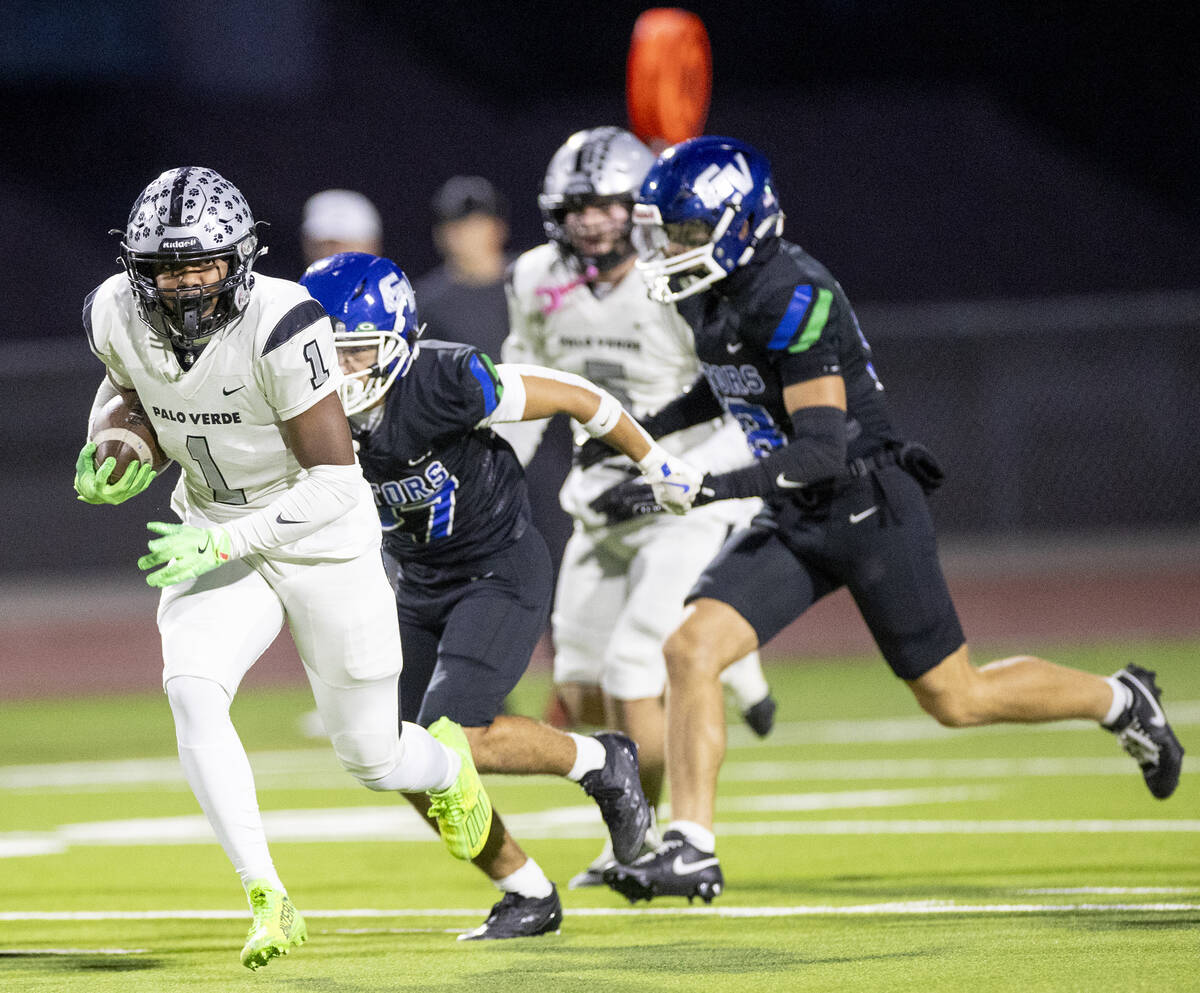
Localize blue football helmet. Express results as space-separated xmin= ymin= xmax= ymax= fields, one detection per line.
xmin=633 ymin=136 xmax=783 ymax=302
xmin=299 ymin=252 xmax=423 ymax=415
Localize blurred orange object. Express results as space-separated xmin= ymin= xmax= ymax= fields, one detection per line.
xmin=626 ymin=8 xmax=712 ymax=151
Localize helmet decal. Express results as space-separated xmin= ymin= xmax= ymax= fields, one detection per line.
xmin=691 ymin=153 xmax=754 ymax=209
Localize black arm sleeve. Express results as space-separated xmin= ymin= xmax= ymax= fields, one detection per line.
xmin=700 ymin=405 xmax=847 ymax=501
xmin=639 ymin=374 xmax=724 ymax=439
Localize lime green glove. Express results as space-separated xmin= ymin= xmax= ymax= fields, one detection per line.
xmin=137 ymin=522 xmax=233 ymax=588
xmin=74 ymin=441 xmax=157 ymax=505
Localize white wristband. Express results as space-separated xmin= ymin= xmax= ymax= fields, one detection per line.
xmin=581 ymin=391 xmax=623 ymax=439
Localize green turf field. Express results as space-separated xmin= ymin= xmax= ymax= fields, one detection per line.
xmin=2 ymin=640 xmax=1197 ymax=992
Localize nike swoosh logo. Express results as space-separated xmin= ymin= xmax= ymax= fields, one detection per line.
xmin=672 ymin=854 xmax=721 ymax=875
xmin=222 ymin=385 xmax=245 ymax=395
xmin=1126 ymin=672 xmax=1167 ymax=727
xmin=775 ymin=473 xmax=805 ymax=489
xmin=726 ymin=341 xmax=743 ymax=354
xmin=849 ymin=506 xmax=878 ymax=523
xmin=275 ymin=514 xmax=309 ymax=525
xmin=407 ymin=450 xmax=431 ymax=466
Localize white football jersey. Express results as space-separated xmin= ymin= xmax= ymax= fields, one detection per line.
xmin=504 ymin=244 xmax=755 ymax=518
xmin=84 ymin=272 xmax=379 ymax=559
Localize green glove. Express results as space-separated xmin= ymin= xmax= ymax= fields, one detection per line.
xmin=137 ymin=522 xmax=233 ymax=588
xmin=74 ymin=441 xmax=157 ymax=505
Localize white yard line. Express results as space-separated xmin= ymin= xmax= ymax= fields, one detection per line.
xmin=1018 ymin=887 xmax=1194 ymax=895
xmin=0 ymin=789 xmax=984 ymax=857
xmin=4 ymin=701 xmax=1197 ymax=793
xmin=1 ymin=901 xmax=1197 ymax=923
xmin=721 ymin=756 xmax=1148 ymax=781
xmin=726 ymin=701 xmax=1200 ymax=747
xmin=0 ymin=947 xmax=149 ymax=955
xmin=3 ymin=807 xmax=1199 ymax=859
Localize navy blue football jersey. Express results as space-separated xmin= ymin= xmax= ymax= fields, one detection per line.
xmin=352 ymin=340 xmax=532 ymax=575
xmin=677 ymin=239 xmax=900 ymax=461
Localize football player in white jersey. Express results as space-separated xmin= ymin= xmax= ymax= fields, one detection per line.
xmin=502 ymin=128 xmax=778 ymax=887
xmin=72 ymin=167 xmax=495 ymax=970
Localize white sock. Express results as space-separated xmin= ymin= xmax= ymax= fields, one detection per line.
xmin=668 ymin=819 xmax=715 ymax=854
xmin=364 ymin=721 xmax=459 ymax=792
xmin=167 ymin=676 xmax=282 ymax=891
xmin=1101 ymin=677 xmax=1133 ymax=727
xmin=495 ymin=857 xmax=554 ymax=898
xmin=565 ymin=733 xmax=607 ymax=782
xmin=720 ymin=652 xmax=770 ymax=711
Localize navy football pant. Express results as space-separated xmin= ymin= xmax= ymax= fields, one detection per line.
xmin=390 ymin=526 xmax=554 ymax=727
xmin=688 ymin=463 xmax=964 ymax=680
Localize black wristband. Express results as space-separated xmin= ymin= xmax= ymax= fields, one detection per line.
xmin=699 ymin=406 xmax=848 ymax=501
xmin=700 ymin=463 xmax=774 ymax=502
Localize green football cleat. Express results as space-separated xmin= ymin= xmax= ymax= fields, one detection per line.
xmin=427 ymin=716 xmax=494 ymax=860
xmin=240 ymin=881 xmax=307 ymax=970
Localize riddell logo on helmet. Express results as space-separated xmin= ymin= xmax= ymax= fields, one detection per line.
xmin=161 ymin=237 xmax=201 ymax=251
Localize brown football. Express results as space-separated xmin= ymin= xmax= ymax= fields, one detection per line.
xmin=92 ymin=394 xmax=169 ymax=478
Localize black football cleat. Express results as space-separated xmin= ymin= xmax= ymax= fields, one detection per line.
xmin=742 ymin=694 xmax=778 ymax=738
xmin=603 ymin=829 xmax=724 ymax=904
xmin=567 ymin=863 xmax=609 ymax=890
xmin=457 ymin=887 xmax=563 ymax=941
xmin=579 ymin=733 xmax=652 ymax=865
xmin=1109 ymin=664 xmax=1185 ymax=799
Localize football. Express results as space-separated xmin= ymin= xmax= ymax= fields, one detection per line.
xmin=91 ymin=393 xmax=169 ymax=478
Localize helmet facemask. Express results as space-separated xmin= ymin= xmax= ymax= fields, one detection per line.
xmin=632 ymin=203 xmax=722 ymax=302
xmin=555 ymin=193 xmax=638 ymax=272
xmin=124 ymin=240 xmax=258 ymax=350
xmin=333 ymin=323 xmax=417 ymax=416
xmin=299 ymin=251 xmax=425 ymax=416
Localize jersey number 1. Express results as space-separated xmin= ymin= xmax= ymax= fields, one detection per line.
xmin=186 ymin=435 xmax=247 ymax=505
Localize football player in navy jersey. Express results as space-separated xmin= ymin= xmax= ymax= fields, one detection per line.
xmin=299 ymin=251 xmax=701 ymax=938
xmin=591 ymin=137 xmax=1185 ymax=904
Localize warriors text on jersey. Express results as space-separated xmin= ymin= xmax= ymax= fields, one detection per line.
xmin=349 ymin=341 xmax=531 ymax=578
xmin=675 ymin=238 xmax=901 ymax=468
xmin=83 ymin=272 xmax=379 ymax=559
xmin=505 ymin=243 xmax=754 ymax=517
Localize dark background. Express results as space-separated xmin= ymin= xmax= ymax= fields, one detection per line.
xmin=2 ymin=1 xmax=1197 ymax=578
xmin=1 ymin=0 xmax=1196 ymax=326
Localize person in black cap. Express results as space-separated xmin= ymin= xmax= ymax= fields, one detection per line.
xmin=415 ymin=176 xmax=576 ymax=587
xmin=413 ymin=176 xmax=511 ymax=359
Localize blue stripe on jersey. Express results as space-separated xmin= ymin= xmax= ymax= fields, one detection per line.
xmin=767 ymin=284 xmax=814 ymax=351
xmin=261 ymin=299 xmax=328 ymax=356
xmin=469 ymin=353 xmax=499 ymax=413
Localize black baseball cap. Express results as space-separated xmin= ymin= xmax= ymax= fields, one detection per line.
xmin=431 ymin=176 xmax=508 ymax=224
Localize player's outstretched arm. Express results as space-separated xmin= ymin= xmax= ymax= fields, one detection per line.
xmin=589 ymin=375 xmax=849 ymax=524
xmin=576 ymin=372 xmax=724 ymax=469
xmin=482 ymin=363 xmax=703 ymax=514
